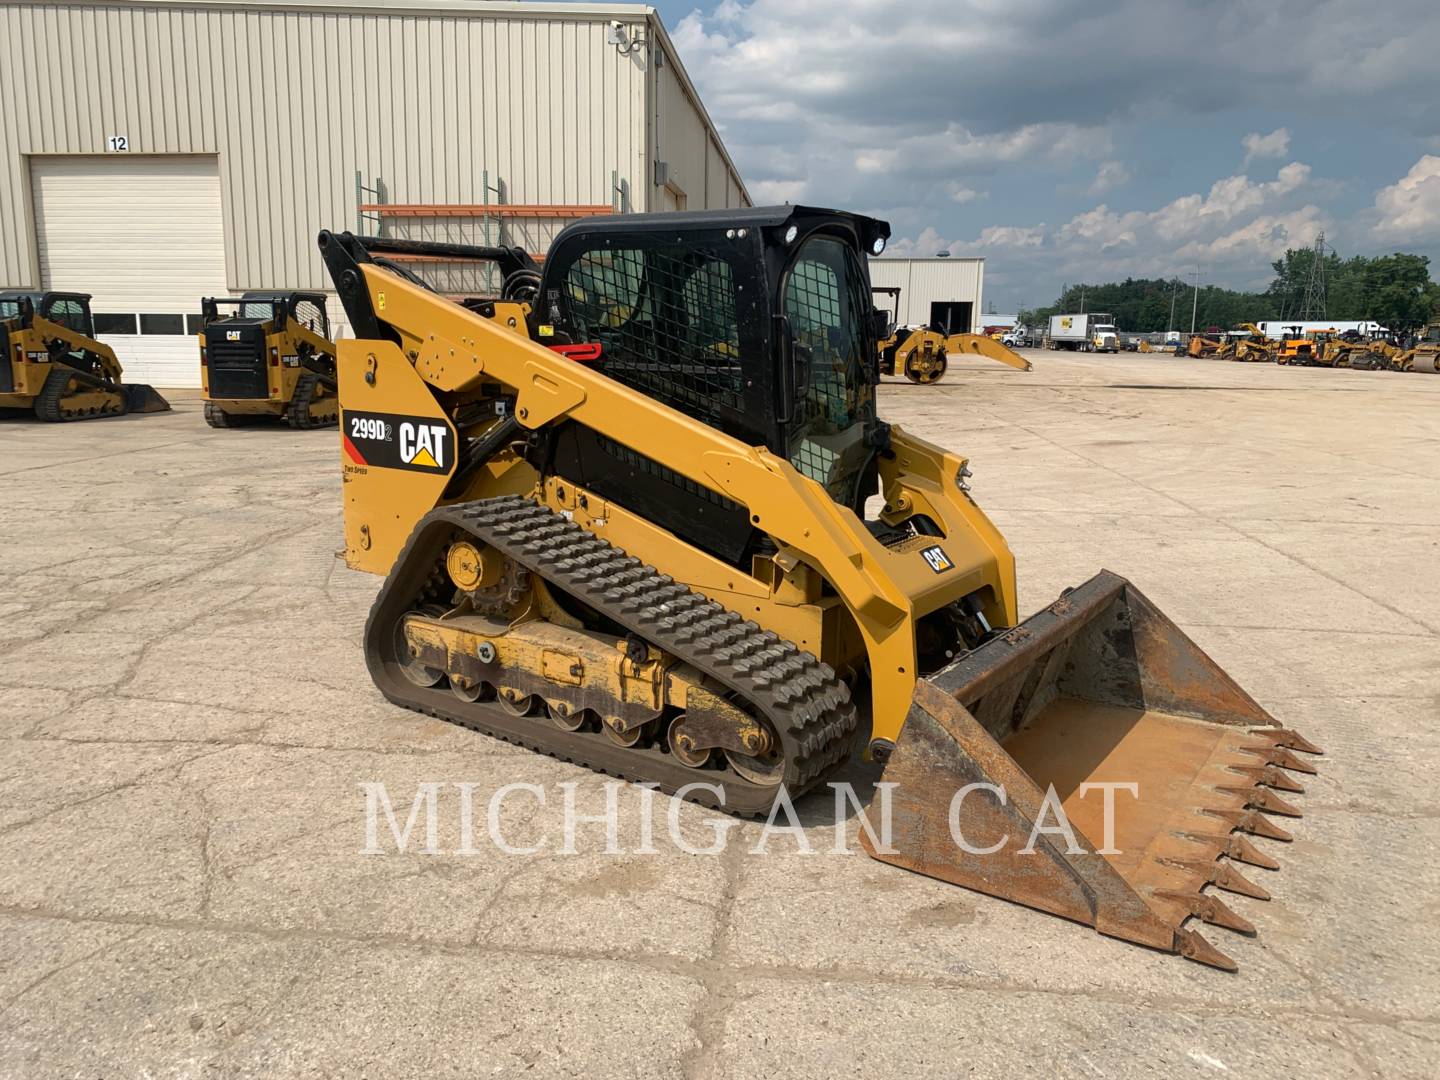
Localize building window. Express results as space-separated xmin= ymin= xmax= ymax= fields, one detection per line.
xmin=139 ymin=314 xmax=186 ymax=335
xmin=185 ymin=314 xmax=208 ymax=335
xmin=94 ymin=313 xmax=139 ymax=335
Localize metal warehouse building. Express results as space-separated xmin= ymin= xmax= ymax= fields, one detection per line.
xmin=869 ymin=256 xmax=986 ymax=335
xmin=0 ymin=0 xmax=749 ymax=386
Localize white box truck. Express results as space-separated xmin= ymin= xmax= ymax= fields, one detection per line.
xmin=1047 ymin=313 xmax=1120 ymax=352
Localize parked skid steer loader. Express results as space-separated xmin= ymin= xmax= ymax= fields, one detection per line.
xmin=873 ymin=286 xmax=1031 ymax=382
xmin=199 ymin=292 xmax=339 ymax=428
xmin=1226 ymin=324 xmax=1274 ymax=364
xmin=320 ymin=207 xmax=1319 ymax=971
xmin=0 ymin=291 xmax=170 ymax=420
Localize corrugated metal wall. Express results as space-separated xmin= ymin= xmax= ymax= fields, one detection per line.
xmin=869 ymin=258 xmax=985 ymax=332
xmin=654 ymin=41 xmax=745 ymax=211
xmin=0 ymin=2 xmax=726 ymax=291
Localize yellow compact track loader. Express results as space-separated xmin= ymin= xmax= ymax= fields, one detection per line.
xmin=0 ymin=291 xmax=170 ymax=421
xmin=1396 ymin=322 xmax=1440 ymax=373
xmin=320 ymin=207 xmax=1319 ymax=971
xmin=199 ymin=292 xmax=339 ymax=428
xmin=873 ymin=286 xmax=1031 ymax=382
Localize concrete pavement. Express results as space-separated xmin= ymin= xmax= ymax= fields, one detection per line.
xmin=0 ymin=350 xmax=1436 ymax=1077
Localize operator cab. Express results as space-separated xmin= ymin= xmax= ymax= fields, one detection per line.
xmin=537 ymin=206 xmax=891 ymax=561
xmin=0 ymin=291 xmax=96 ymax=338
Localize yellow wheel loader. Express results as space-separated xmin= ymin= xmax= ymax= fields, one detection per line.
xmin=0 ymin=291 xmax=170 ymax=420
xmin=320 ymin=207 xmax=1319 ymax=971
xmin=199 ymin=292 xmax=339 ymax=428
xmin=873 ymin=286 xmax=1031 ymax=382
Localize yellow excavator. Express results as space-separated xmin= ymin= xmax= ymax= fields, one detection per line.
xmin=0 ymin=290 xmax=170 ymax=420
xmin=320 ymin=207 xmax=1319 ymax=971
xmin=199 ymin=292 xmax=339 ymax=428
xmin=872 ymin=286 xmax=1031 ymax=382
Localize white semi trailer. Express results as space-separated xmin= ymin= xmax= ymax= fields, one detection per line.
xmin=1047 ymin=313 xmax=1120 ymax=352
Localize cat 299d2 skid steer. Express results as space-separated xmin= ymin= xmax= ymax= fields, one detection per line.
xmin=1 ymin=291 xmax=170 ymax=420
xmin=320 ymin=207 xmax=1320 ymax=971
xmin=199 ymin=292 xmax=338 ymax=428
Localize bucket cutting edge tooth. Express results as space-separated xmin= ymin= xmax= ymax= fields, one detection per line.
xmin=1250 ymin=727 xmax=1324 ymax=755
xmin=1206 ymin=808 xmax=1295 ymax=842
xmin=1156 ymin=890 xmax=1258 ymax=935
xmin=1162 ymin=857 xmax=1273 ymax=901
xmin=1228 ymin=764 xmax=1306 ymax=793
xmin=1218 ymin=786 xmax=1304 ymax=818
xmin=1178 ymin=928 xmax=1237 ymax=972
xmin=1175 ymin=830 xmax=1283 ymax=870
xmin=1239 ymin=744 xmax=1320 ymax=775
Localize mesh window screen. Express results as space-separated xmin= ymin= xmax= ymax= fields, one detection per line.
xmin=562 ymin=246 xmax=743 ymax=424
xmin=782 ymin=237 xmax=874 ymax=500
xmin=293 ymin=299 xmax=327 ymax=335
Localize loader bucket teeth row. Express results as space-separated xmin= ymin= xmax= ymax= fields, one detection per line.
xmin=863 ymin=570 xmax=1321 ymax=971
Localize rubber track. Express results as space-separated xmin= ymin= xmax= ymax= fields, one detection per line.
xmin=204 ymin=401 xmax=234 ymax=428
xmin=366 ymin=494 xmax=858 ymax=816
xmin=286 ymin=372 xmax=338 ymax=429
xmin=34 ymin=367 xmax=125 ymax=423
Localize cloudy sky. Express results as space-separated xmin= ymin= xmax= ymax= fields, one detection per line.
xmin=648 ymin=0 xmax=1440 ymax=311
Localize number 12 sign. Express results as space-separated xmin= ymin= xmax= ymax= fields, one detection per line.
xmin=106 ymin=135 xmax=129 ymax=152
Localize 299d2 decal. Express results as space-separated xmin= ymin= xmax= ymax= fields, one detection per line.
xmin=343 ymin=411 xmax=455 ymax=475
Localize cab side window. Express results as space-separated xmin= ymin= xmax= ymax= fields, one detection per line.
xmin=44 ymin=297 xmax=90 ymax=337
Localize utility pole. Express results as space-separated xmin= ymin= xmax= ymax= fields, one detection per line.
xmin=1167 ymin=278 xmax=1180 ymax=335
xmin=1190 ymin=269 xmax=1202 ymax=335
xmin=1080 ymin=286 xmax=1086 ymax=314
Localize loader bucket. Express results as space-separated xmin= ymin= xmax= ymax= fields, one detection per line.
xmin=125 ymin=384 xmax=172 ymax=412
xmin=862 ymin=570 xmax=1321 ymax=970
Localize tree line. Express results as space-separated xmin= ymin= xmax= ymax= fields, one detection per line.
xmin=1016 ymin=250 xmax=1440 ymax=334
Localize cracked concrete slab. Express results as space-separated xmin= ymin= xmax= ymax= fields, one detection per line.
xmin=0 ymin=360 xmax=1437 ymax=1078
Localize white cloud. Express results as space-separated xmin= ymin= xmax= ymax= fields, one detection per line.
xmin=1242 ymin=128 xmax=1291 ymax=166
xmin=1371 ymin=155 xmax=1440 ymax=241
xmin=855 ymin=122 xmax=1109 ymax=178
xmin=929 ymin=163 xmax=1325 ymax=294
xmin=665 ymin=1 xmax=1435 ymax=302
xmin=1088 ymin=160 xmax=1131 ymax=196
xmin=975 ymin=225 xmax=1047 ymax=248
xmin=1173 ymin=206 xmax=1327 ymax=263
xmin=885 ymin=226 xmax=955 ymax=259
xmin=750 ymin=178 xmax=809 ymax=203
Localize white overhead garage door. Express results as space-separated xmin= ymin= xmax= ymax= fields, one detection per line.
xmin=31 ymin=155 xmax=229 ymax=388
